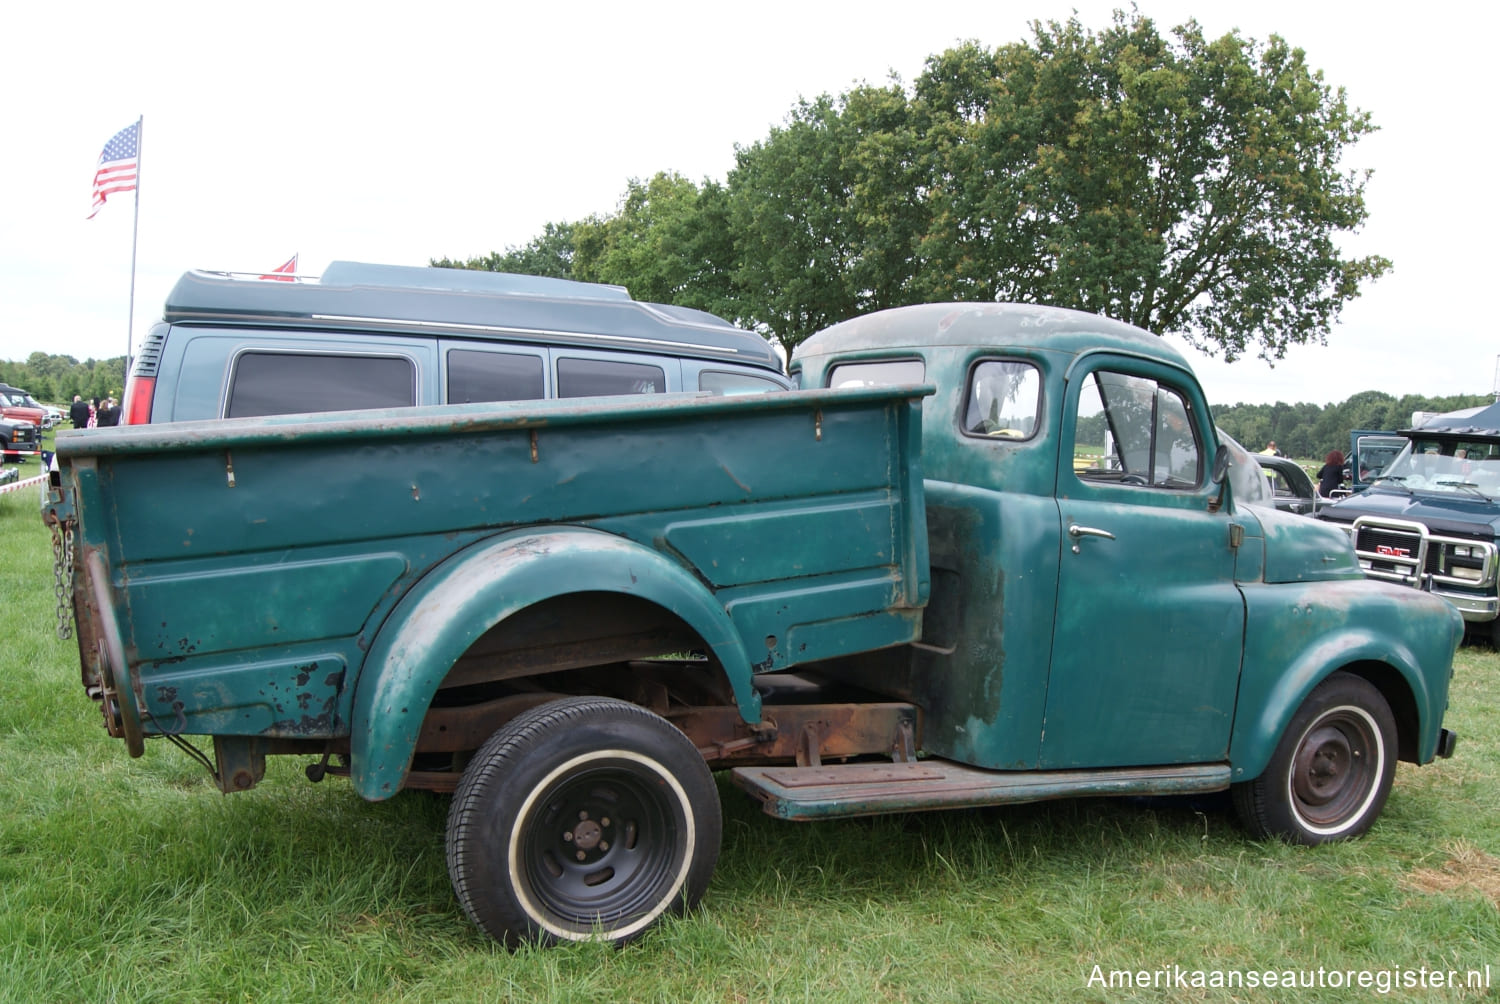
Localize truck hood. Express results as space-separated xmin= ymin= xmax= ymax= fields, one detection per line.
xmin=1318 ymin=488 xmax=1500 ymax=539
xmin=1240 ymin=503 xmax=1363 ymax=584
xmin=1 ymin=406 xmax=43 ymax=426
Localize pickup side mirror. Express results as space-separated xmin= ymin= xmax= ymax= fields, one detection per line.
xmin=1211 ymin=443 xmax=1231 ymax=485
xmin=1208 ymin=443 xmax=1232 ymax=513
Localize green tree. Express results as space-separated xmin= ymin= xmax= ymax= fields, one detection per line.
xmin=912 ymin=12 xmax=1388 ymax=362
xmin=431 ymin=175 xmax=742 ymax=322
xmin=438 ymin=11 xmax=1387 ymax=361
xmin=728 ymin=82 xmax=929 ymax=353
xmin=578 ymin=173 xmax=741 ymax=321
xmin=433 ymin=220 xmax=589 ymax=280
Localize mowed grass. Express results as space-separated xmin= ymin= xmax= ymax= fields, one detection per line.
xmin=2 ymin=487 xmax=1498 ymax=1002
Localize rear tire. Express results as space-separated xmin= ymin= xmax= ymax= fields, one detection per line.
xmin=446 ymin=697 xmax=720 ymax=946
xmin=1233 ymin=672 xmax=1396 ymax=844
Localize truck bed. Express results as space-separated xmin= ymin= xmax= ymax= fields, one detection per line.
xmin=50 ymin=386 xmax=930 ymax=764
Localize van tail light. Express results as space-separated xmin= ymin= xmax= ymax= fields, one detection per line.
xmin=122 ymin=375 xmax=155 ymax=425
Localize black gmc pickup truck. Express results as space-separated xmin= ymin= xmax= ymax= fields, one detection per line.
xmin=1319 ymin=402 xmax=1500 ymax=644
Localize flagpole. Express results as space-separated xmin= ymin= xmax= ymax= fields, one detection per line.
xmin=125 ymin=114 xmax=143 ymax=389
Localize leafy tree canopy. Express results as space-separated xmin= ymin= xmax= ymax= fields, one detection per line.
xmin=439 ymin=10 xmax=1386 ymax=360
xmin=909 ymin=14 xmax=1388 ymax=362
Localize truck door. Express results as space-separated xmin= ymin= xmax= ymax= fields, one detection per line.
xmin=1040 ymin=359 xmax=1245 ymax=769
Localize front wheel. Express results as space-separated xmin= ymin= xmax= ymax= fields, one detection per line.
xmin=446 ymin=697 xmax=721 ymax=946
xmin=1233 ymin=672 xmax=1396 ymax=844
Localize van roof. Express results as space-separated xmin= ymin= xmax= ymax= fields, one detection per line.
xmin=161 ymin=262 xmax=782 ymax=372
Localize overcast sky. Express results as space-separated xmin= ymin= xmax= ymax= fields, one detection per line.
xmin=2 ymin=1 xmax=1493 ymax=407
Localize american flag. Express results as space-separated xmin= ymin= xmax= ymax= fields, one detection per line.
xmin=259 ymin=254 xmax=299 ymax=281
xmin=88 ymin=120 xmax=140 ymax=219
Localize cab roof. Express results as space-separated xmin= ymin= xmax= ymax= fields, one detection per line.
xmin=794 ymin=302 xmax=1188 ymax=369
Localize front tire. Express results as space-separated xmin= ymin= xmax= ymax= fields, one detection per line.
xmin=446 ymin=697 xmax=721 ymax=946
xmin=1233 ymin=672 xmax=1396 ymax=844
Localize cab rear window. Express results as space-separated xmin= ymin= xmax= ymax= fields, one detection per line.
xmin=827 ymin=360 xmax=925 ymax=388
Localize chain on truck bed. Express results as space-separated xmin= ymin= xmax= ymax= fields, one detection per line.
xmin=50 ymin=517 xmax=74 ymax=640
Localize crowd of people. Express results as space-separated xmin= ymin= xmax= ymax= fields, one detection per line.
xmin=68 ymin=394 xmax=120 ymax=428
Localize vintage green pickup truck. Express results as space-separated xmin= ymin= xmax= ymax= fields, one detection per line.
xmin=45 ymin=302 xmax=1462 ymax=947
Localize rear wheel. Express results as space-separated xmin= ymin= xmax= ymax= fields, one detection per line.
xmin=1233 ymin=672 xmax=1396 ymax=844
xmin=446 ymin=697 xmax=720 ymax=946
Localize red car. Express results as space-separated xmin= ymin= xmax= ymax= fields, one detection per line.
xmin=0 ymin=384 xmax=44 ymax=462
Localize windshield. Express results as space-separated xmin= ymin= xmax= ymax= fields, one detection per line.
xmin=1378 ymin=439 xmax=1500 ymax=497
xmin=1217 ymin=429 xmax=1272 ymax=508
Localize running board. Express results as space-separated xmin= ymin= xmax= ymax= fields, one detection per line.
xmin=731 ymin=761 xmax=1232 ymax=820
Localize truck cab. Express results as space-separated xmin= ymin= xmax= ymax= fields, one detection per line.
xmin=790 ymin=302 xmax=1458 ymax=780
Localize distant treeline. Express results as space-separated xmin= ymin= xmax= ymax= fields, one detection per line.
xmin=1213 ymin=390 xmax=1493 ymax=461
xmin=1 ymin=354 xmax=127 ymax=406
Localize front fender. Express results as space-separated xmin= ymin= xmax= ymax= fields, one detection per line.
xmin=1229 ymin=580 xmax=1461 ymax=781
xmin=350 ymin=526 xmax=758 ymax=799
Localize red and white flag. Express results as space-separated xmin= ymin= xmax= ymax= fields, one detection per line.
xmin=259 ymin=254 xmax=298 ymax=281
xmin=88 ymin=120 xmax=140 ymax=219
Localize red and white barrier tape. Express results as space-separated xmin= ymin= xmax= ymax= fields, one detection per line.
xmin=0 ymin=473 xmax=46 ymax=495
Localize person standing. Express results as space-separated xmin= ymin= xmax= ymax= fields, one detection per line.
xmin=96 ymin=398 xmax=122 ymax=427
xmin=68 ymin=394 xmax=90 ymax=428
xmin=1317 ymin=450 xmax=1345 ymax=497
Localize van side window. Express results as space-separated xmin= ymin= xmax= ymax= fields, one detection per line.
xmin=699 ymin=370 xmax=783 ymax=395
xmin=226 ymin=353 xmax=415 ymax=418
xmin=557 ymin=358 xmax=665 ymax=398
xmin=447 ymin=349 xmax=546 ymax=403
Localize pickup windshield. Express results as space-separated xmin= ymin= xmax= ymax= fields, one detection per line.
xmin=1378 ymin=439 xmax=1500 ymax=497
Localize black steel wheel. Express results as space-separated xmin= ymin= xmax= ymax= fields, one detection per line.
xmin=446 ymin=697 xmax=720 ymax=946
xmin=1233 ymin=672 xmax=1396 ymax=844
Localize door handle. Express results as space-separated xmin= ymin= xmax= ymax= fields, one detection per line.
xmin=1068 ymin=524 xmax=1115 ymax=553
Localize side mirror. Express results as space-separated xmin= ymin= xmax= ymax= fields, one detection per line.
xmin=1208 ymin=443 xmax=1232 ymax=513
xmin=1211 ymin=444 xmax=1231 ymax=484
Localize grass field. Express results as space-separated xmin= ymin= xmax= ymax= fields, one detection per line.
xmin=2 ymin=482 xmax=1498 ymax=1002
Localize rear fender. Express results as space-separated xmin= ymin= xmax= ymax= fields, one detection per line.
xmin=350 ymin=527 xmax=756 ymax=799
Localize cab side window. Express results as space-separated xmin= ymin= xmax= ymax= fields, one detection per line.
xmin=1074 ymin=370 xmax=1202 ymax=489
xmin=962 ymin=360 xmax=1040 ymax=439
